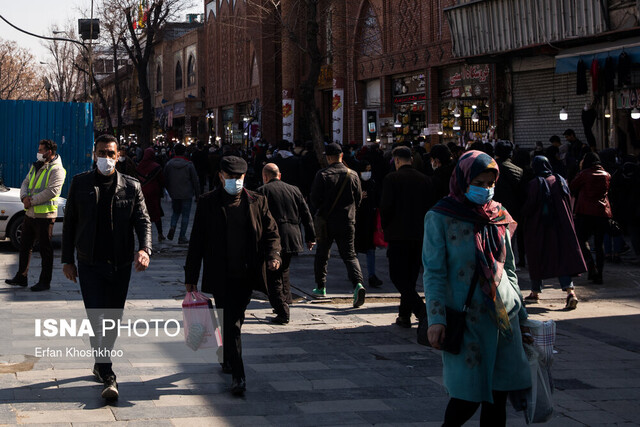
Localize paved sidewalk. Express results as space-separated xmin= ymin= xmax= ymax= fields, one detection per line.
xmin=1 ymin=197 xmax=640 ymax=425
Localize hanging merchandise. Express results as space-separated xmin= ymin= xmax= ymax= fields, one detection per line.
xmin=591 ymin=59 xmax=600 ymax=94
xmin=604 ymin=56 xmax=615 ymax=93
xmin=618 ymin=51 xmax=632 ymax=88
xmin=576 ymin=59 xmax=588 ymax=95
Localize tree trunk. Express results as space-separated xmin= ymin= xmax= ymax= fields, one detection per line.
xmin=137 ymin=58 xmax=153 ymax=148
xmin=90 ymin=70 xmax=115 ymax=136
xmin=299 ymin=0 xmax=326 ymax=167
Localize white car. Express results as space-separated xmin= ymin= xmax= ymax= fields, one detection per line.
xmin=0 ymin=184 xmax=66 ymax=250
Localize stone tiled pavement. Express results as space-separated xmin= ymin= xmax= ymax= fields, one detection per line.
xmin=1 ymin=198 xmax=640 ymax=426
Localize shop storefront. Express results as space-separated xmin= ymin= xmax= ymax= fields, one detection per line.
xmin=439 ymin=64 xmax=494 ymax=145
xmin=221 ymin=107 xmax=235 ymax=145
xmin=392 ymin=73 xmax=426 ymax=144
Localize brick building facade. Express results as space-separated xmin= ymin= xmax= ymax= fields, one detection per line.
xmin=150 ymin=22 xmax=207 ymax=143
xmin=202 ymin=0 xmax=507 ymax=150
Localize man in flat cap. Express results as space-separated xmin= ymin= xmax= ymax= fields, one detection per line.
xmin=310 ymin=143 xmax=366 ymax=307
xmin=184 ymin=155 xmax=282 ymax=396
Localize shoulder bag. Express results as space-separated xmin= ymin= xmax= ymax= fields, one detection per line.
xmin=418 ymin=269 xmax=479 ymax=355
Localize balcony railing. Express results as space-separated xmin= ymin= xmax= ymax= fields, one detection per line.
xmin=445 ymin=0 xmax=609 ymax=58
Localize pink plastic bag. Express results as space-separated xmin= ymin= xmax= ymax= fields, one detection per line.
xmin=181 ymin=291 xmax=222 ymax=351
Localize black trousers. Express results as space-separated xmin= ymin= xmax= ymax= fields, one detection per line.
xmin=387 ymin=240 xmax=426 ymax=319
xmin=215 ymin=280 xmax=253 ymax=380
xmin=78 ymin=262 xmax=132 ymax=379
xmin=266 ymin=252 xmax=293 ymax=319
xmin=575 ymin=214 xmax=608 ymax=275
xmin=314 ymin=222 xmax=364 ymax=287
xmin=18 ymin=216 xmax=55 ymax=285
xmin=443 ymin=391 xmax=509 ymax=427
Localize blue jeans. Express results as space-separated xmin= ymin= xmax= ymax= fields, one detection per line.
xmin=531 ymin=275 xmax=574 ymax=293
xmin=170 ymin=198 xmax=192 ymax=239
xmin=366 ymin=249 xmax=376 ymax=278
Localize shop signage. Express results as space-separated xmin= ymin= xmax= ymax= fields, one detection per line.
xmin=393 ymin=94 xmax=426 ymax=104
xmin=282 ymin=99 xmax=295 ymax=143
xmin=426 ymin=124 xmax=441 ymax=135
xmin=332 ymin=89 xmax=344 ymax=145
xmin=174 ymin=102 xmax=186 ymax=117
xmin=393 ymin=74 xmax=425 ymax=96
xmin=318 ymin=65 xmax=333 ymax=86
xmin=615 ymin=88 xmax=640 ymax=109
xmin=441 ymin=64 xmax=491 ymax=99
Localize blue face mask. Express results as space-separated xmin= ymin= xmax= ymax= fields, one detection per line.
xmin=224 ymin=178 xmax=244 ymax=195
xmin=465 ymin=185 xmax=494 ymax=205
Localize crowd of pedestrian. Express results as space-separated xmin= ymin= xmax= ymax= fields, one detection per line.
xmin=6 ymin=130 xmax=640 ymax=425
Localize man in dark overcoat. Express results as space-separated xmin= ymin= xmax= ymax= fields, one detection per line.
xmin=257 ymin=163 xmax=316 ymax=324
xmin=184 ymin=156 xmax=281 ymax=396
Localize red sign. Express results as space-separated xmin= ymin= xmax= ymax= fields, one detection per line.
xmin=393 ymin=94 xmax=427 ymax=104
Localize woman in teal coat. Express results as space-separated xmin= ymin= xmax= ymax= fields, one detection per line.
xmin=423 ymin=150 xmax=532 ymax=426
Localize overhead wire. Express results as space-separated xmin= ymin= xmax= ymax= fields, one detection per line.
xmin=0 ymin=13 xmax=87 ymax=50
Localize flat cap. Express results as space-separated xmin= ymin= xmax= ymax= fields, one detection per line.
xmin=220 ymin=155 xmax=248 ymax=175
xmin=324 ymin=143 xmax=343 ymax=156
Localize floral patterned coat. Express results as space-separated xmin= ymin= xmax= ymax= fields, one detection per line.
xmin=422 ymin=210 xmax=531 ymax=403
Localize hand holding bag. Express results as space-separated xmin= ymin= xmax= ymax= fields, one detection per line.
xmin=182 ymin=291 xmax=222 ymax=351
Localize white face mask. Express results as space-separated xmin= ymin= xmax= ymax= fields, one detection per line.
xmin=224 ymin=178 xmax=244 ymax=195
xmin=118 ymin=156 xmax=126 ymax=162
xmin=360 ymin=171 xmax=372 ymax=181
xmin=37 ymin=153 xmax=46 ymax=162
xmin=96 ymin=157 xmax=116 ymax=175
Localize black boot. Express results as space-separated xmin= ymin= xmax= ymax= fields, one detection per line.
xmin=5 ymin=273 xmax=27 ymax=287
xmin=231 ymin=377 xmax=246 ymax=396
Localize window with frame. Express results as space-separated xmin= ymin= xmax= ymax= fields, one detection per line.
xmin=187 ymin=55 xmax=196 ymax=87
xmin=175 ymin=61 xmax=183 ymax=90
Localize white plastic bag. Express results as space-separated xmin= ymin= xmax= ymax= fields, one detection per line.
xmin=181 ymin=291 xmax=222 ymax=351
xmin=510 ymin=319 xmax=556 ymax=423
xmin=523 ymin=343 xmax=554 ymax=423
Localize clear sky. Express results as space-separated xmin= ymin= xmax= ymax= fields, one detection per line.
xmin=0 ymin=1 xmax=203 ymax=62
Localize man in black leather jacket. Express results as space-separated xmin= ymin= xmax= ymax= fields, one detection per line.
xmin=310 ymin=143 xmax=365 ymax=307
xmin=62 ymin=134 xmax=152 ymax=402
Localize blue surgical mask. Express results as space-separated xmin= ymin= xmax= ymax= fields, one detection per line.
xmin=465 ymin=185 xmax=494 ymax=205
xmin=224 ymin=178 xmax=243 ymax=195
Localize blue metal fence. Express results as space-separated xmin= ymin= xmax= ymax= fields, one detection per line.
xmin=0 ymin=100 xmax=94 ymax=197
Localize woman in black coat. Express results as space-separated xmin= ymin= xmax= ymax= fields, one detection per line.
xmin=355 ymin=161 xmax=383 ymax=288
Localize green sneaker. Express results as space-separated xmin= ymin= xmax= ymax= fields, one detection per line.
xmin=312 ymin=287 xmax=327 ymax=297
xmin=353 ymin=283 xmax=366 ymax=308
